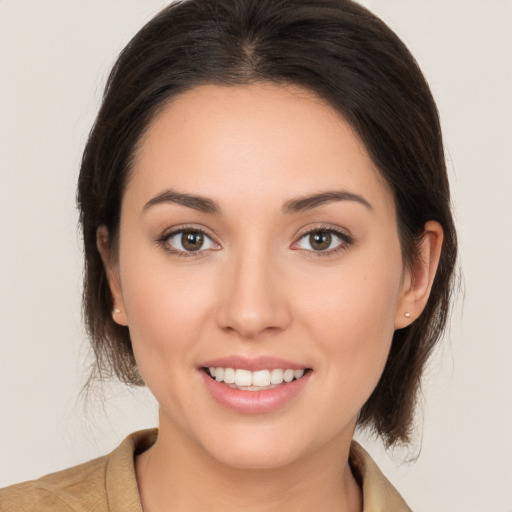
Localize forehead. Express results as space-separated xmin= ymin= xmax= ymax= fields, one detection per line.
xmin=126 ymin=83 xmax=395 ymax=216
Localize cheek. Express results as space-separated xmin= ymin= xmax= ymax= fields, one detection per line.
xmin=301 ymin=254 xmax=401 ymax=332
xmin=118 ymin=241 xmax=216 ymax=368
xmin=119 ymin=252 xmax=219 ymax=424
xmin=297 ymin=249 xmax=403 ymax=392
xmin=125 ymin=270 xmax=211 ymax=337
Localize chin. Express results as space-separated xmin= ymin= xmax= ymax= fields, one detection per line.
xmin=193 ymin=419 xmax=333 ymax=472
xmin=207 ymin=438 xmax=301 ymax=471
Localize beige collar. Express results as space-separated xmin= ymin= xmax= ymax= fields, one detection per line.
xmin=107 ymin=429 xmax=412 ymax=512
xmin=349 ymin=441 xmax=412 ymax=511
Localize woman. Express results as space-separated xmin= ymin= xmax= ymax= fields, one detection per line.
xmin=0 ymin=0 xmax=457 ymax=510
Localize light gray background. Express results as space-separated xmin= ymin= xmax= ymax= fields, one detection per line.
xmin=1 ymin=1 xmax=511 ymax=511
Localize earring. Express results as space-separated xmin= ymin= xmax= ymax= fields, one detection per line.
xmin=113 ymin=308 xmax=121 ymax=315
xmin=404 ymin=312 xmax=411 ymax=318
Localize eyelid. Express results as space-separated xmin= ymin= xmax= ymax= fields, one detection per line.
xmin=157 ymin=224 xmax=221 ymax=257
xmin=157 ymin=223 xmax=354 ymax=258
xmin=291 ymin=224 xmax=354 ymax=255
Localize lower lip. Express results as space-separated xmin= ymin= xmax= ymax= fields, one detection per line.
xmin=200 ymin=370 xmax=311 ymax=414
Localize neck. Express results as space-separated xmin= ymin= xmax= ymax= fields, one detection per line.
xmin=135 ymin=419 xmax=362 ymax=512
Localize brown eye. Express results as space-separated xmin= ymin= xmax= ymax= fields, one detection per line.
xmin=309 ymin=231 xmax=332 ymax=251
xmin=181 ymin=231 xmax=204 ymax=251
xmin=163 ymin=229 xmax=218 ymax=254
xmin=294 ymin=228 xmax=351 ymax=254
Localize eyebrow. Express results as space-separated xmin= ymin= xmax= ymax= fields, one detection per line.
xmin=143 ymin=189 xmax=222 ymax=214
xmin=143 ymin=188 xmax=373 ymax=215
xmin=282 ymin=190 xmax=373 ymax=214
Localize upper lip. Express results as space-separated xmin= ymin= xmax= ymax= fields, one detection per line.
xmin=201 ymin=356 xmax=309 ymax=372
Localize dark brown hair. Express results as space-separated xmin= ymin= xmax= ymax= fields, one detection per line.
xmin=77 ymin=0 xmax=457 ymax=446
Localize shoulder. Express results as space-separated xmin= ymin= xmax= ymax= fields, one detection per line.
xmin=0 ymin=455 xmax=109 ymax=512
xmin=349 ymin=441 xmax=413 ymax=512
xmin=0 ymin=429 xmax=157 ymax=512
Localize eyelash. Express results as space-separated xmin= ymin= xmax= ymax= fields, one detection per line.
xmin=157 ymin=224 xmax=218 ymax=259
xmin=293 ymin=225 xmax=353 ymax=258
xmin=157 ymin=224 xmax=353 ymax=259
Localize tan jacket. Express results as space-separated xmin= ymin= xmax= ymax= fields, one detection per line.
xmin=0 ymin=429 xmax=412 ymax=511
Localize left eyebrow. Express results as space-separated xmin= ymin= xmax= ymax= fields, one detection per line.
xmin=143 ymin=188 xmax=222 ymax=214
xmin=282 ymin=190 xmax=373 ymax=214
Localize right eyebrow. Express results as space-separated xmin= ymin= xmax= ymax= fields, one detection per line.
xmin=282 ymin=190 xmax=373 ymax=214
xmin=143 ymin=188 xmax=222 ymax=215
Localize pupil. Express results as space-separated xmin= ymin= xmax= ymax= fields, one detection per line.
xmin=182 ymin=231 xmax=203 ymax=251
xmin=310 ymin=231 xmax=331 ymax=250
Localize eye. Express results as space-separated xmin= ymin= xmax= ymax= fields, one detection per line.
xmin=161 ymin=228 xmax=219 ymax=255
xmin=293 ymin=228 xmax=352 ymax=254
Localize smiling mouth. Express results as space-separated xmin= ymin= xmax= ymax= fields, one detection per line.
xmin=202 ymin=367 xmax=311 ymax=391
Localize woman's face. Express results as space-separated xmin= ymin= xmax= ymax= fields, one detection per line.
xmin=107 ymin=83 xmax=413 ymax=469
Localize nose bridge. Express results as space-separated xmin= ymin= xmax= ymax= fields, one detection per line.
xmin=216 ymin=237 xmax=291 ymax=339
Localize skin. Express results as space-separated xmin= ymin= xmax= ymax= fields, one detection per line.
xmin=98 ymin=83 xmax=443 ymax=512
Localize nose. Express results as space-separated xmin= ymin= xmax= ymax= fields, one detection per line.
xmin=215 ymin=245 xmax=292 ymax=340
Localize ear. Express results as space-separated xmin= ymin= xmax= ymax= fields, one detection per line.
xmin=395 ymin=220 xmax=444 ymax=329
xmin=96 ymin=226 xmax=128 ymax=326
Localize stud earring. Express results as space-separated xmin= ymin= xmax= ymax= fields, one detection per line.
xmin=404 ymin=312 xmax=411 ymax=318
xmin=113 ymin=308 xmax=121 ymax=315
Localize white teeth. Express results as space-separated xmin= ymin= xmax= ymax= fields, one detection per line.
xmin=234 ymin=369 xmax=252 ymax=387
xmin=214 ymin=367 xmax=224 ymax=382
xmin=223 ymin=367 xmax=235 ymax=384
xmin=270 ymin=368 xmax=284 ymax=384
xmin=207 ymin=367 xmax=307 ymax=388
xmin=283 ymin=369 xmax=295 ymax=382
xmin=252 ymin=370 xmax=271 ymax=387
